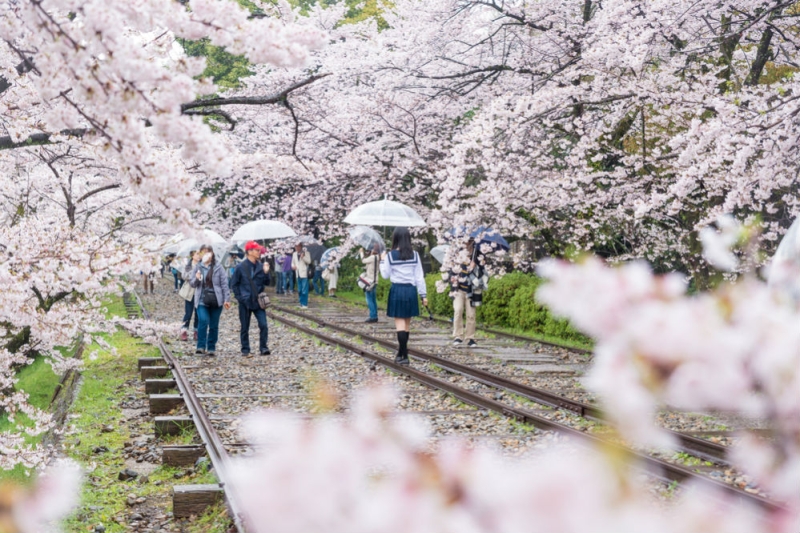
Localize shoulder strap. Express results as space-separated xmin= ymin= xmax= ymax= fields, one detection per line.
xmin=373 ymin=255 xmax=378 ymax=283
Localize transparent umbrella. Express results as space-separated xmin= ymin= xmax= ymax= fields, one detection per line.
xmin=232 ymin=220 xmax=297 ymax=241
xmin=165 ymin=229 xmax=229 ymax=259
xmin=348 ymin=226 xmax=386 ymax=253
xmin=343 ymin=199 xmax=426 ymax=227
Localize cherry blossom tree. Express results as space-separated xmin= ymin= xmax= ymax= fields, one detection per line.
xmin=0 ymin=0 xmax=325 ymax=469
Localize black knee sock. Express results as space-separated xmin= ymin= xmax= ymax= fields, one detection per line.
xmin=398 ymin=331 xmax=409 ymax=357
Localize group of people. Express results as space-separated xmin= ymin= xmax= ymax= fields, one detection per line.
xmin=163 ymin=227 xmax=484 ymax=367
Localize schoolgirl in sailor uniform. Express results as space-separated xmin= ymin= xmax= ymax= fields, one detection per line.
xmin=380 ymin=227 xmax=428 ymax=366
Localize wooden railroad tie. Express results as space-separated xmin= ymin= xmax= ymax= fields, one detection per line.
xmin=145 ymin=379 xmax=177 ymax=394
xmin=138 ymin=357 xmax=165 ymax=369
xmin=154 ymin=416 xmax=193 ymax=437
xmin=149 ymin=394 xmax=184 ymax=414
xmin=172 ymin=484 xmax=223 ymax=518
xmin=162 ymin=445 xmax=206 ymax=467
xmin=141 ymin=366 xmax=171 ymax=380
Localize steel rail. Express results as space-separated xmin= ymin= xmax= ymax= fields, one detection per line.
xmin=312 ymin=295 xmax=591 ymax=354
xmin=130 ymin=292 xmax=248 ymax=533
xmin=267 ymin=308 xmax=784 ymax=513
xmin=271 ymin=304 xmax=728 ymax=464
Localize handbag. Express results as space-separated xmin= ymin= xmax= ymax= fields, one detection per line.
xmin=247 ymin=263 xmax=270 ymax=310
xmin=178 ymin=280 xmax=194 ymax=301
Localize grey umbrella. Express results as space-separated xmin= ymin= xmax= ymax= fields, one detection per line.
xmin=306 ymin=244 xmax=325 ymax=263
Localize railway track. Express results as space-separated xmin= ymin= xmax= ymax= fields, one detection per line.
xmin=266 ymin=299 xmax=783 ymax=511
xmin=127 ymin=287 xmax=784 ymax=530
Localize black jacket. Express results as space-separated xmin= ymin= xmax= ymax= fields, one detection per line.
xmin=230 ymin=259 xmax=270 ymax=310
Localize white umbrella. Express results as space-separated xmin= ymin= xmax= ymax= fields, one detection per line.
xmin=769 ymin=218 xmax=800 ymax=305
xmin=430 ymin=245 xmax=450 ymax=263
xmin=343 ymin=199 xmax=426 ymax=227
xmin=168 ymin=229 xmax=229 ymax=258
xmin=232 ymin=220 xmax=297 ymax=242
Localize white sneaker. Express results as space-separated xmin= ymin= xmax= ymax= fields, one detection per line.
xmin=300 ymin=305 xmax=308 ymax=309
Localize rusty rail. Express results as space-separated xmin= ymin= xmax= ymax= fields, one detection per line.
xmin=271 ymin=304 xmax=728 ymax=464
xmin=130 ymin=291 xmax=248 ymax=533
xmin=269 ymin=305 xmax=784 ymax=513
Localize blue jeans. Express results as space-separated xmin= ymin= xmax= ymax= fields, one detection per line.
xmin=298 ymin=278 xmax=309 ymax=307
xmin=196 ymin=305 xmax=223 ymax=352
xmin=173 ymin=271 xmax=183 ymax=290
xmin=182 ymin=298 xmax=197 ymax=330
xmin=312 ymin=270 xmax=324 ymax=295
xmin=283 ymin=271 xmax=295 ymax=292
xmin=275 ymin=271 xmax=285 ymax=294
xmin=238 ymin=304 xmax=268 ymax=354
xmin=365 ymin=288 xmax=378 ymax=320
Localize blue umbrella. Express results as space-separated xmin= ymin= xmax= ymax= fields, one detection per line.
xmin=446 ymin=226 xmax=509 ymax=252
xmin=320 ymin=247 xmax=340 ymax=267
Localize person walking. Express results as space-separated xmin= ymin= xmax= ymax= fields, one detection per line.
xmin=169 ymin=255 xmax=183 ymax=292
xmin=179 ymin=250 xmax=200 ymax=342
xmin=361 ymin=245 xmax=380 ymax=322
xmin=325 ymin=264 xmax=338 ymax=297
xmin=189 ymin=245 xmax=231 ymax=356
xmin=230 ymin=241 xmax=272 ymax=356
xmin=274 ymin=252 xmax=285 ymax=295
xmin=450 ymin=239 xmax=484 ymax=348
xmin=282 ymin=251 xmax=294 ymax=294
xmin=312 ymin=262 xmax=325 ymax=296
xmin=379 ymin=227 xmax=427 ymax=366
xmin=292 ymin=243 xmax=312 ymax=308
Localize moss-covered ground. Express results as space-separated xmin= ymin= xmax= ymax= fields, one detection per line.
xmin=54 ymin=293 xmax=231 ymax=532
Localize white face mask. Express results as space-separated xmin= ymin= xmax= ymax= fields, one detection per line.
xmin=202 ymin=253 xmax=213 ymax=264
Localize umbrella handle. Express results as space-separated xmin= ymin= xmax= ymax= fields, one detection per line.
xmin=424 ymin=305 xmax=434 ymax=321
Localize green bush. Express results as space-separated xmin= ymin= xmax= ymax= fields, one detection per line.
xmin=425 ymin=270 xmax=590 ymax=345
xmin=506 ymin=283 xmax=589 ymax=343
xmin=477 ymin=272 xmax=537 ymax=326
xmin=425 ymin=273 xmax=454 ymax=316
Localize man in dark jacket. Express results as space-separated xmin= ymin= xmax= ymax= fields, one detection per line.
xmin=230 ymin=241 xmax=271 ymax=356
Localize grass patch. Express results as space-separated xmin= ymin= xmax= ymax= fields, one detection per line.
xmin=186 ymin=502 xmax=230 ymax=533
xmin=62 ymin=328 xmax=161 ymax=532
xmin=0 ymin=353 xmax=74 ymax=484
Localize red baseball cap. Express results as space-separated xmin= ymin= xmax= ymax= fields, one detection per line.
xmin=244 ymin=241 xmax=261 ymax=252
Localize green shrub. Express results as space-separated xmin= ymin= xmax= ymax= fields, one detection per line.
xmin=477 ymin=272 xmax=537 ymax=327
xmin=506 ymin=283 xmax=589 ymax=343
xmin=425 ymin=273 xmax=454 ymax=316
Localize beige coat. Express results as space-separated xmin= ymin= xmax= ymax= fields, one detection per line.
xmin=362 ymin=254 xmax=379 ymax=284
xmin=291 ymin=250 xmax=312 ymax=279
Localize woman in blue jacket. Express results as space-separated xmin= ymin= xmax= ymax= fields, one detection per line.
xmin=190 ymin=245 xmax=231 ymax=355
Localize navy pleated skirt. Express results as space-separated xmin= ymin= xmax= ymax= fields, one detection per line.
xmin=386 ymin=283 xmax=419 ymax=318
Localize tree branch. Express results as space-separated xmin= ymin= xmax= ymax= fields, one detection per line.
xmin=180 ymin=74 xmax=330 ymax=112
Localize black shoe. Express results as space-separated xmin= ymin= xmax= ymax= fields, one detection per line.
xmin=206 ymin=351 xmax=216 ymax=356
xmin=467 ymin=339 xmax=477 ymax=348
xmin=260 ymin=348 xmax=271 ymax=356
xmin=195 ymin=348 xmax=205 ymax=355
xmin=453 ymin=338 xmax=463 ymax=346
xmin=241 ymin=351 xmax=252 ymax=357
xmin=364 ymin=318 xmax=378 ymax=323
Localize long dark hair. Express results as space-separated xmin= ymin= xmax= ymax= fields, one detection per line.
xmin=391 ymin=227 xmax=414 ymax=261
xmin=199 ymin=245 xmax=216 ymax=286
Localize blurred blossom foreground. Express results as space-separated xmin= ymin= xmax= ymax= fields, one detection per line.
xmin=0 ymin=460 xmax=81 ymax=533
xmin=229 ymin=384 xmax=785 ymax=533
